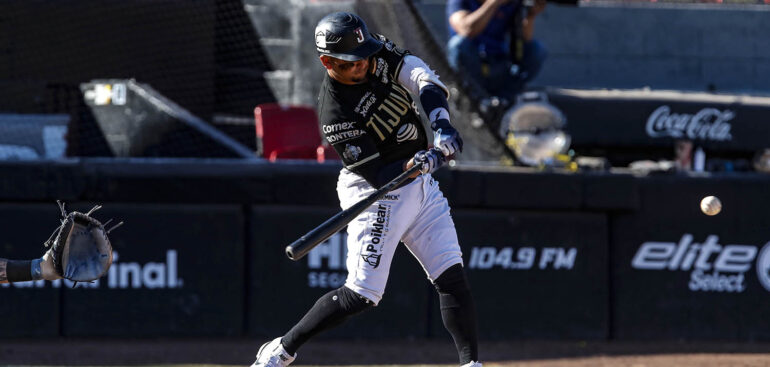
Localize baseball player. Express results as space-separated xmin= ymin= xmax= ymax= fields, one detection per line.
xmin=251 ymin=12 xmax=480 ymax=367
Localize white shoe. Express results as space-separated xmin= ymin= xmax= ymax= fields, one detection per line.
xmin=250 ymin=337 xmax=296 ymax=367
xmin=461 ymin=361 xmax=482 ymax=367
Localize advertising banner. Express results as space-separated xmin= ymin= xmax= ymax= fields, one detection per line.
xmin=441 ymin=210 xmax=609 ymax=340
xmin=549 ymin=89 xmax=770 ymax=152
xmin=612 ymin=177 xmax=770 ymax=340
xmin=249 ymin=206 xmax=429 ymax=339
xmin=0 ymin=203 xmax=244 ymax=337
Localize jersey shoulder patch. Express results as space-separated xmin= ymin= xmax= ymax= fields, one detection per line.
xmin=373 ymin=34 xmax=410 ymax=81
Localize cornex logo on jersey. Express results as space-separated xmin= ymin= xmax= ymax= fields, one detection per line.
xmin=324 ymin=122 xmax=365 ymax=144
xmin=327 ymin=129 xmax=365 ymax=144
xmin=323 ymin=122 xmax=356 ymax=133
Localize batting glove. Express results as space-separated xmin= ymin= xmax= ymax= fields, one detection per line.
xmin=432 ymin=119 xmax=463 ymax=156
xmin=414 ymin=148 xmax=445 ymax=174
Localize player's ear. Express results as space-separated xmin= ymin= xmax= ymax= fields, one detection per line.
xmin=319 ymin=55 xmax=333 ymax=70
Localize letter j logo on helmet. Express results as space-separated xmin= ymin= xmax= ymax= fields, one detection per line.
xmin=314 ymin=12 xmax=383 ymax=61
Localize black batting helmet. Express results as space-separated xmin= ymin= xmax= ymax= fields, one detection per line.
xmin=314 ymin=12 xmax=382 ymax=61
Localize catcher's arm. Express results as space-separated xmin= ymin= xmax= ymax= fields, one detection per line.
xmin=0 ymin=252 xmax=61 ymax=284
xmin=1 ymin=201 xmax=118 ymax=285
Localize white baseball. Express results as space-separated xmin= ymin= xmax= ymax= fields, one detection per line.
xmin=700 ymin=195 xmax=722 ymax=216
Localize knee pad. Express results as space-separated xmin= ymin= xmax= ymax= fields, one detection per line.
xmin=335 ymin=286 xmax=374 ymax=314
xmin=434 ymin=263 xmax=471 ymax=295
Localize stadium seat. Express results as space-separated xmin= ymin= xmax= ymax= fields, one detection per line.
xmin=254 ymin=103 xmax=338 ymax=162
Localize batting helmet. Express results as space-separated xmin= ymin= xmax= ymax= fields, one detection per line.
xmin=314 ymin=12 xmax=382 ymax=61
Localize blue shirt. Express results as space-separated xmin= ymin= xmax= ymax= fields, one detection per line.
xmin=447 ymin=0 xmax=520 ymax=55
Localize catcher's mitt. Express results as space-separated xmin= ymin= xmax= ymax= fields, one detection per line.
xmin=44 ymin=201 xmax=120 ymax=283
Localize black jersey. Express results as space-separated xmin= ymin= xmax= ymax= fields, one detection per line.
xmin=317 ymin=35 xmax=429 ymax=188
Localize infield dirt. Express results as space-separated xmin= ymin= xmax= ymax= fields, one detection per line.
xmin=3 ymin=338 xmax=770 ymax=366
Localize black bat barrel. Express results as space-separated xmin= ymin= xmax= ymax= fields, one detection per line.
xmin=285 ymin=163 xmax=424 ymax=261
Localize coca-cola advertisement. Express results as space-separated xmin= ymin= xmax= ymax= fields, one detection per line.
xmin=646 ymin=105 xmax=733 ymax=142
xmin=546 ymin=88 xmax=770 ymax=165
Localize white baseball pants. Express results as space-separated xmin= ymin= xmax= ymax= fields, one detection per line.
xmin=336 ymin=168 xmax=464 ymax=305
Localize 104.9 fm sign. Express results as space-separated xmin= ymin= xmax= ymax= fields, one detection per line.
xmin=631 ymin=233 xmax=770 ymax=293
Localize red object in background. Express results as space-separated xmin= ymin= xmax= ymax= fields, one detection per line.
xmin=254 ymin=103 xmax=339 ymax=162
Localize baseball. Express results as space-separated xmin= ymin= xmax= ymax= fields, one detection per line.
xmin=700 ymin=195 xmax=722 ymax=216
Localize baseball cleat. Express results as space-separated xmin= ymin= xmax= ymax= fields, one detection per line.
xmin=461 ymin=361 xmax=482 ymax=367
xmin=251 ymin=337 xmax=296 ymax=367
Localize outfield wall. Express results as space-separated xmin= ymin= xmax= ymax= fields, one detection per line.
xmin=1 ymin=159 xmax=769 ymax=341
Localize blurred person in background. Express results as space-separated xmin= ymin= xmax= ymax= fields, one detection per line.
xmin=447 ymin=0 xmax=548 ymax=102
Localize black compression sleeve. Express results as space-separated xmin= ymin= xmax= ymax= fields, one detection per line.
xmin=6 ymin=260 xmax=33 ymax=282
xmin=282 ymin=286 xmax=372 ymax=355
xmin=434 ymin=264 xmax=479 ymax=364
xmin=419 ymin=84 xmax=450 ymax=124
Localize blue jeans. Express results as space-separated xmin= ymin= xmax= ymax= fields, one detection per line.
xmin=447 ymin=34 xmax=548 ymax=101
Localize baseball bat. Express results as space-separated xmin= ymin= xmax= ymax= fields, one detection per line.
xmin=286 ymin=162 xmax=424 ymax=261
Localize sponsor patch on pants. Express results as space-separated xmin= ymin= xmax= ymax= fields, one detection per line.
xmin=362 ymin=203 xmax=390 ymax=268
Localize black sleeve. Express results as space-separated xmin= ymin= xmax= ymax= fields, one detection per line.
xmin=419 ymin=84 xmax=450 ymax=126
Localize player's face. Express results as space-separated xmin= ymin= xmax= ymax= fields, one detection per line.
xmin=321 ymin=56 xmax=372 ymax=85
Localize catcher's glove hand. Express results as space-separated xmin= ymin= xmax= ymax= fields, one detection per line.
xmin=43 ymin=201 xmax=120 ymax=283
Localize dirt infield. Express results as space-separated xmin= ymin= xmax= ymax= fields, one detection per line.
xmin=3 ymin=339 xmax=770 ymax=366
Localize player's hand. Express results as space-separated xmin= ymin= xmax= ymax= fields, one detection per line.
xmin=40 ymin=251 xmax=61 ymax=281
xmin=431 ymin=119 xmax=463 ymax=156
xmin=412 ymin=148 xmax=445 ymax=175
